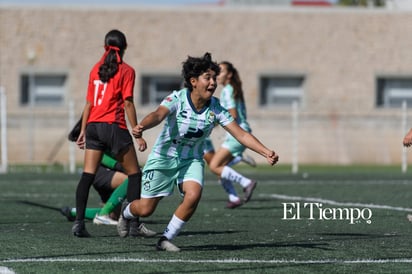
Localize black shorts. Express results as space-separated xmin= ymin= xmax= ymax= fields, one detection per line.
xmin=93 ymin=165 xmax=115 ymax=203
xmin=86 ymin=122 xmax=133 ymax=156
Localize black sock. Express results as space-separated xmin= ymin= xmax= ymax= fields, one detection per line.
xmin=127 ymin=172 xmax=142 ymax=202
xmin=75 ymin=172 xmax=95 ymax=220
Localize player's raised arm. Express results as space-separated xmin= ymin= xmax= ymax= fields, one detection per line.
xmin=223 ymin=120 xmax=279 ymax=165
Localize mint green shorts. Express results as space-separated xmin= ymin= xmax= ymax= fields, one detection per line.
xmin=222 ymin=134 xmax=246 ymax=157
xmin=141 ymin=156 xmax=205 ymax=198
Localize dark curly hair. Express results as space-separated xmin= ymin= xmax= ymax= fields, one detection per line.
xmin=181 ymin=52 xmax=220 ymax=91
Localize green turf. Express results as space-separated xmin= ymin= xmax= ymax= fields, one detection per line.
xmin=0 ymin=166 xmax=411 ymax=273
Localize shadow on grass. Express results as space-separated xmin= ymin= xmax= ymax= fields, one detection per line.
xmin=185 ymin=241 xmax=332 ymax=251
xmin=181 ymin=231 xmax=400 ymax=252
xmin=315 ymin=232 xmax=400 ymax=242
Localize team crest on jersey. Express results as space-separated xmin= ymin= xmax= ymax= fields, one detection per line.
xmin=208 ymin=111 xmax=215 ymax=123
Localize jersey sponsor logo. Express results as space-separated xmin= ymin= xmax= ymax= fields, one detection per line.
xmin=171 ymin=128 xmax=204 ymax=147
xmin=181 ymin=110 xmax=187 ymax=119
xmin=184 ymin=128 xmax=204 ymax=139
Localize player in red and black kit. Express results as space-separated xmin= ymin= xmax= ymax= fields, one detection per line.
xmin=72 ymin=29 xmax=146 ymax=237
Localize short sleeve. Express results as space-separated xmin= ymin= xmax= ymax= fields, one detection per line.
xmin=122 ymin=66 xmax=136 ymax=100
xmin=160 ymin=90 xmax=179 ymax=113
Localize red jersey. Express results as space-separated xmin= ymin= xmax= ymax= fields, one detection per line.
xmin=86 ymin=59 xmax=135 ymax=129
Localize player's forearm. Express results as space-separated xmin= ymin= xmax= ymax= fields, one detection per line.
xmin=140 ymin=111 xmax=163 ymax=131
xmin=124 ymin=100 xmax=138 ymax=128
xmin=81 ymin=103 xmax=91 ymax=133
xmin=240 ymin=132 xmax=272 ymax=158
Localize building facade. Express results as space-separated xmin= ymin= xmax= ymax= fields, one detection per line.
xmin=1 ymin=5 xmax=412 ymax=166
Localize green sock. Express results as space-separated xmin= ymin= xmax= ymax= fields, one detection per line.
xmin=98 ymin=179 xmax=128 ymax=216
xmin=70 ymin=208 xmax=100 ymax=220
xmin=101 ymin=153 xmax=118 ymax=169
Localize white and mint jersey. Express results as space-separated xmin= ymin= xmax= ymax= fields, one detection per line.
xmin=148 ymin=88 xmax=234 ymax=160
xmin=220 ymin=84 xmax=251 ymax=133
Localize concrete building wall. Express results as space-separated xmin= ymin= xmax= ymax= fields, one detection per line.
xmin=1 ymin=5 xmax=412 ymax=166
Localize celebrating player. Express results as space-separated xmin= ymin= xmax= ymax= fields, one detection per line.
xmin=117 ymin=52 xmax=279 ymax=251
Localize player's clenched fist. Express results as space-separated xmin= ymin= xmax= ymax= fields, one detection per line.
xmin=403 ymin=129 xmax=412 ymax=147
xmin=266 ymin=150 xmax=279 ymax=166
xmin=132 ymin=124 xmax=144 ymax=139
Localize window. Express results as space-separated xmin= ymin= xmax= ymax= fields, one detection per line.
xmin=20 ymin=72 xmax=67 ymax=106
xmin=376 ymin=77 xmax=412 ymax=108
xmin=259 ymin=75 xmax=305 ymax=106
xmin=141 ymin=75 xmax=182 ymax=105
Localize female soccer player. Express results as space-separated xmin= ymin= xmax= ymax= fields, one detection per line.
xmin=117 ymin=52 xmax=279 ymax=251
xmin=203 ymin=136 xmax=256 ymax=209
xmin=208 ymin=61 xmax=258 ymax=208
xmin=72 ymin=29 xmax=146 ymax=237
xmin=62 ymin=117 xmax=155 ymax=237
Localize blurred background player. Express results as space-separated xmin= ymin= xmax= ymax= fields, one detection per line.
xmin=402 ymin=127 xmax=412 ymax=222
xmin=208 ymin=61 xmax=258 ymax=209
xmin=203 ymin=137 xmax=256 ymax=208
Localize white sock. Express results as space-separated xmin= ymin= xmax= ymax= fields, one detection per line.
xmin=163 ymin=214 xmax=186 ymax=241
xmin=221 ymin=166 xmax=251 ymax=188
xmin=123 ymin=204 xmax=135 ymax=219
xmin=229 ymin=194 xmax=240 ymax=202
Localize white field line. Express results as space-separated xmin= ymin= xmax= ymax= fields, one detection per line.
xmin=1 ymin=258 xmax=412 ymax=264
xmin=261 ymin=193 xmax=412 ymax=212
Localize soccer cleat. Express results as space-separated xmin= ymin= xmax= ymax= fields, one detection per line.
xmin=226 ymin=199 xmax=243 ymax=209
xmin=117 ymin=201 xmax=131 ymax=238
xmin=241 ymin=154 xmax=256 ymax=167
xmin=72 ymin=220 xmax=91 ymax=238
xmin=243 ymin=180 xmax=257 ymax=203
xmin=93 ymin=214 xmax=118 ymax=226
xmin=156 ymin=236 xmax=181 ymax=252
xmin=129 ymin=220 xmax=157 ymax=237
xmin=60 ymin=206 xmax=75 ymax=222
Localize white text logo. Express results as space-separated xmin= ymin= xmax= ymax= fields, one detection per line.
xmin=282 ymin=202 xmax=372 ymax=224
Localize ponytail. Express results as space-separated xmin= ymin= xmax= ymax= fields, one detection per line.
xmin=98 ymin=30 xmax=127 ymax=83
xmin=98 ymin=47 xmax=120 ymax=83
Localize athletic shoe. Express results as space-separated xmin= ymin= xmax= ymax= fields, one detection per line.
xmin=243 ymin=180 xmax=257 ymax=203
xmin=226 ymin=199 xmax=243 ymax=209
xmin=407 ymin=214 xmax=412 ymax=222
xmin=60 ymin=206 xmax=75 ymax=222
xmin=93 ymin=214 xmax=118 ymax=226
xmin=72 ymin=220 xmax=91 ymax=238
xmin=241 ymin=154 xmax=256 ymax=167
xmin=117 ymin=201 xmax=131 ymax=238
xmin=129 ymin=220 xmax=157 ymax=237
xmin=156 ymin=236 xmax=181 ymax=252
